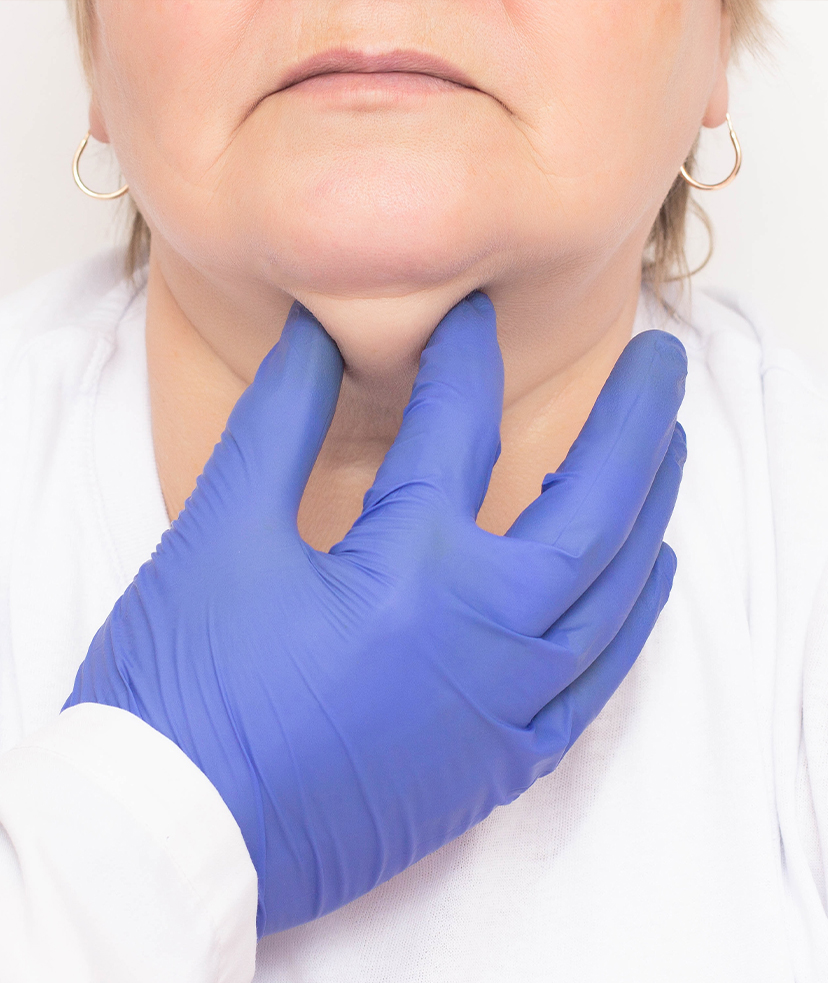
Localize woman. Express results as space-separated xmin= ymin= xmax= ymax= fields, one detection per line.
xmin=0 ymin=0 xmax=826 ymax=980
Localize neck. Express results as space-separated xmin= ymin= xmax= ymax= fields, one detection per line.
xmin=145 ymin=240 xmax=647 ymax=549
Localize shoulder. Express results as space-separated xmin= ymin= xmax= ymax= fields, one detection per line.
xmin=0 ymin=247 xmax=145 ymax=394
xmin=684 ymin=285 xmax=827 ymax=396
xmin=0 ymin=250 xmax=149 ymax=536
xmin=646 ymin=282 xmax=828 ymax=453
xmin=678 ymin=285 xmax=828 ymax=471
xmin=665 ymin=284 xmax=828 ymax=620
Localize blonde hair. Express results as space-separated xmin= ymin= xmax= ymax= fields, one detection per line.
xmin=66 ymin=0 xmax=771 ymax=287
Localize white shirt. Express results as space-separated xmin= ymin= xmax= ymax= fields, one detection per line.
xmin=0 ymin=249 xmax=826 ymax=982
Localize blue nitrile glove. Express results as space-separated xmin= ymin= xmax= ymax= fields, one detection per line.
xmin=65 ymin=292 xmax=687 ymax=938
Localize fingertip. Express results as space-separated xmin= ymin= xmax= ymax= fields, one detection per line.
xmin=658 ymin=328 xmax=686 ymax=354
xmin=425 ymin=290 xmax=502 ymax=378
xmin=658 ymin=541 xmax=678 ymax=591
xmin=277 ymin=301 xmax=342 ymax=372
xmin=248 ymin=299 xmax=344 ymax=429
xmin=652 ymin=329 xmax=688 ymax=368
xmin=631 ymin=329 xmax=687 ymax=380
xmin=465 ymin=290 xmax=496 ymax=320
xmin=630 ymin=331 xmax=688 ymax=416
xmin=362 ymin=289 xmax=503 ymax=520
xmin=256 ymin=301 xmax=318 ymax=377
xmin=419 ymin=292 xmax=497 ymax=363
xmin=282 ymin=300 xmax=326 ymax=344
xmin=671 ymin=421 xmax=688 ymax=467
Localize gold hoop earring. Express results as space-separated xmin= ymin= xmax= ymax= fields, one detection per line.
xmin=72 ymin=130 xmax=129 ymax=200
xmin=681 ymin=113 xmax=742 ymax=191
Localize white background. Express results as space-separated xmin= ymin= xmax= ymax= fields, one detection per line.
xmin=1 ymin=0 xmax=826 ymax=372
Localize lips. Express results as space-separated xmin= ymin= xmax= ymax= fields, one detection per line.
xmin=275 ymin=49 xmax=479 ymax=94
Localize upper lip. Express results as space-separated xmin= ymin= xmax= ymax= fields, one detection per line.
xmin=275 ymin=48 xmax=479 ymax=93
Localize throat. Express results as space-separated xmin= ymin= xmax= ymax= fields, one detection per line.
xmin=143 ymin=246 xmax=644 ymax=546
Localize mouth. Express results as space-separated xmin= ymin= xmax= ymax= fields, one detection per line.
xmin=275 ymin=48 xmax=480 ymax=94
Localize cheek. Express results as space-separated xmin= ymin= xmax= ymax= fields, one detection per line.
xmin=93 ymin=0 xmax=267 ymax=175
xmin=512 ymin=0 xmax=719 ymax=225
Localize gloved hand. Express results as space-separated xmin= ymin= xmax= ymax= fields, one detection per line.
xmin=65 ymin=292 xmax=687 ymax=938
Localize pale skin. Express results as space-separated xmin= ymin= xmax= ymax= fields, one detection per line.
xmin=85 ymin=0 xmax=731 ymax=551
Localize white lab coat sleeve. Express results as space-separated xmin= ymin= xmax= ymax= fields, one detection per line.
xmin=0 ymin=702 xmax=258 ymax=983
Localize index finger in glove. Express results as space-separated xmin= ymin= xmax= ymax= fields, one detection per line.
xmin=215 ymin=301 xmax=344 ymax=533
xmin=358 ymin=291 xmax=503 ymax=521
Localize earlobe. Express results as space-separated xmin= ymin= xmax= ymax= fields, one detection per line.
xmin=702 ymin=72 xmax=730 ymax=129
xmin=88 ymin=99 xmax=109 ymax=144
xmin=702 ymin=8 xmax=733 ymax=129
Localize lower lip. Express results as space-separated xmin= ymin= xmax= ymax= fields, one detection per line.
xmin=282 ymin=71 xmax=468 ymax=100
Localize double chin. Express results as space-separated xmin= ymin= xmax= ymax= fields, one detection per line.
xmin=247 ymin=212 xmax=508 ymax=385
xmin=294 ymin=286 xmax=482 ymax=384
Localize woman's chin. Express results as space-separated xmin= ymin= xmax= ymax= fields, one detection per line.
xmin=268 ymin=240 xmax=479 ymax=297
xmin=248 ymin=221 xmax=498 ymax=376
xmin=218 ymin=128 xmax=521 ymax=296
xmin=291 ymin=281 xmax=481 ymax=380
xmin=247 ymin=200 xmax=492 ymax=296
